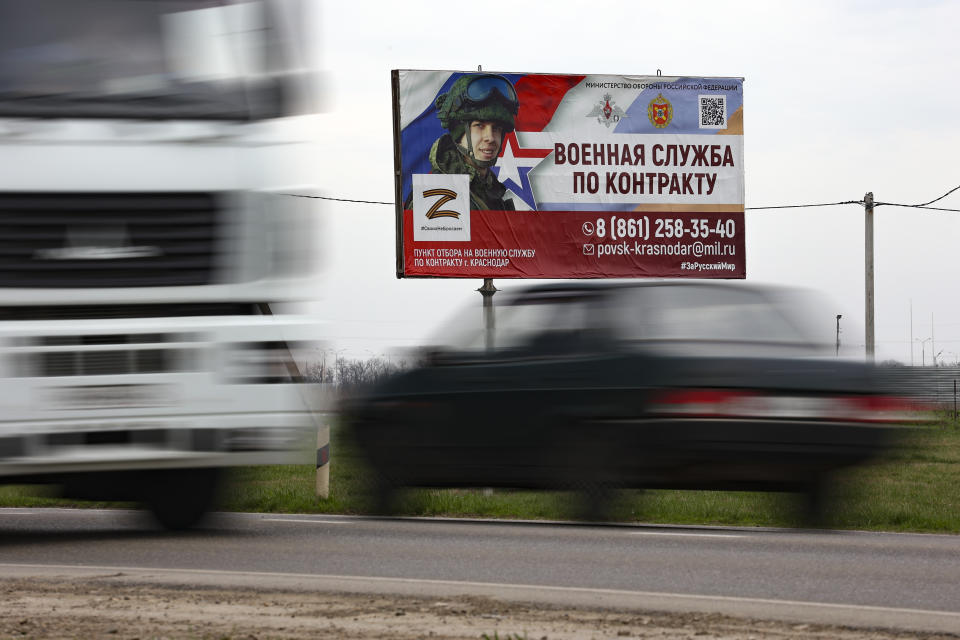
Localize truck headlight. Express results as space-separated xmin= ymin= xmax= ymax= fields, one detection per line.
xmin=221 ymin=341 xmax=307 ymax=384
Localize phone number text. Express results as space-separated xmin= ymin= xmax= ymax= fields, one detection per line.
xmin=584 ymin=216 xmax=737 ymax=241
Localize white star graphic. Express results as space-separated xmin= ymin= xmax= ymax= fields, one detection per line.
xmin=495 ymin=133 xmax=552 ymax=188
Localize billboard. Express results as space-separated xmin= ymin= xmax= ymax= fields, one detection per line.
xmin=393 ymin=70 xmax=745 ymax=279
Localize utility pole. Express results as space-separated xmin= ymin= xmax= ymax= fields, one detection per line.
xmin=917 ymin=337 xmax=930 ymax=367
xmin=835 ymin=314 xmax=842 ymax=357
xmin=864 ymin=192 xmax=875 ymax=362
xmin=932 ymin=313 xmax=936 ymax=367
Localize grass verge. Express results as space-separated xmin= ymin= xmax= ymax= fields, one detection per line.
xmin=3 ymin=418 xmax=959 ymax=533
xmin=219 ymin=418 xmax=960 ymax=533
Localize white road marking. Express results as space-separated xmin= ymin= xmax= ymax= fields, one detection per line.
xmin=629 ymin=531 xmax=743 ymax=538
xmin=261 ymin=518 xmax=354 ymax=524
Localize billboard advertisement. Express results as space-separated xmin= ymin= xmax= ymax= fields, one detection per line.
xmin=393 ymin=70 xmax=745 ymax=279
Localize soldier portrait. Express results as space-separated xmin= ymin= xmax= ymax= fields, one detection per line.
xmin=423 ymin=73 xmax=519 ymax=211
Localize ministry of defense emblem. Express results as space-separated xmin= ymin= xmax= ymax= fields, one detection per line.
xmin=647 ymin=93 xmax=673 ymax=128
xmin=586 ymin=93 xmax=626 ymax=128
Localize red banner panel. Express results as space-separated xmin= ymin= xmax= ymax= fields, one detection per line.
xmin=403 ymin=209 xmax=745 ymax=278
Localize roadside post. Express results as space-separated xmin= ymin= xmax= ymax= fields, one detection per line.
xmin=316 ymin=424 xmax=330 ymax=498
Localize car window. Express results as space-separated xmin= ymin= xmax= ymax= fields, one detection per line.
xmin=424 ymin=291 xmax=609 ymax=355
xmin=612 ymin=285 xmax=820 ymax=346
xmin=499 ymin=297 xmax=599 ymax=354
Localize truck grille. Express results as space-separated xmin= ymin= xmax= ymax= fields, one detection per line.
xmin=15 ymin=334 xmax=194 ymax=377
xmin=0 ymin=192 xmax=222 ymax=288
xmin=0 ymin=303 xmax=257 ymax=321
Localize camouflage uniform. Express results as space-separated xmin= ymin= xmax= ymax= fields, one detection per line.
xmin=429 ymin=133 xmax=515 ymax=211
xmin=409 ymin=74 xmax=519 ymax=211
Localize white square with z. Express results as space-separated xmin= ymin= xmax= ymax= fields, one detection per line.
xmin=412 ymin=174 xmax=471 ymax=242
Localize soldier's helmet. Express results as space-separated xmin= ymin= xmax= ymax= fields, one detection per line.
xmin=435 ymin=74 xmax=519 ymax=143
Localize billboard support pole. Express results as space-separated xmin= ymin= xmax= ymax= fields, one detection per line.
xmin=864 ymin=192 xmax=875 ymax=362
xmin=478 ymin=278 xmax=497 ymax=351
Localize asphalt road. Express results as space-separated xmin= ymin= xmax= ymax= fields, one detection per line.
xmin=2 ymin=508 xmax=960 ymax=634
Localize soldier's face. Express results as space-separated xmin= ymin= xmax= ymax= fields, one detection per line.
xmin=461 ymin=120 xmax=503 ymax=163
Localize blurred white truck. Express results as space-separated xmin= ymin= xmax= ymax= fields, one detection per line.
xmin=0 ymin=0 xmax=324 ymax=528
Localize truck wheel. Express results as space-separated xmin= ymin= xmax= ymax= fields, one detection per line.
xmin=143 ymin=468 xmax=221 ymax=530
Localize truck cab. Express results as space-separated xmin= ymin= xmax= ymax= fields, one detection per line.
xmin=0 ymin=0 xmax=325 ymax=528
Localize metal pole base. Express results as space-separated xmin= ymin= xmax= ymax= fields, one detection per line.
xmin=478 ymin=279 xmax=497 ymax=351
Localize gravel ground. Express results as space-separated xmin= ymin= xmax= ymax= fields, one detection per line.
xmin=2 ymin=578 xmax=958 ymax=640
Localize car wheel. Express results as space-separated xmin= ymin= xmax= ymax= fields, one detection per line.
xmin=797 ymin=475 xmax=833 ymax=528
xmin=368 ymin=468 xmax=401 ymax=515
xmin=574 ymin=480 xmax=617 ymax=522
xmin=142 ymin=468 xmax=221 ymax=530
xmin=553 ymin=421 xmax=620 ymax=521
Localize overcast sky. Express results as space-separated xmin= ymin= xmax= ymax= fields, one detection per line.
xmin=305 ymin=0 xmax=960 ymax=365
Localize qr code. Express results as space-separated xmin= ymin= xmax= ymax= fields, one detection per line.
xmin=698 ymin=95 xmax=727 ymax=129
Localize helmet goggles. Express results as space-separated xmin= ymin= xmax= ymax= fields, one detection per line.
xmin=459 ymin=74 xmax=518 ymax=112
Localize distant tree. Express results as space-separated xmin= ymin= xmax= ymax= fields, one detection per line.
xmin=304 ymin=355 xmax=407 ymax=390
xmin=304 ymin=360 xmax=331 ymax=384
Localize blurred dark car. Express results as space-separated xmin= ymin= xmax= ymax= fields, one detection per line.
xmin=343 ymin=281 xmax=913 ymax=520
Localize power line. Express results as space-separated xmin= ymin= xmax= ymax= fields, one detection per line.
xmin=749 ymin=184 xmax=960 ymax=212
xmin=911 ymin=184 xmax=960 ymax=207
xmin=281 ymin=183 xmax=960 ymax=212
xmin=874 ymin=184 xmax=960 ymax=212
xmin=281 ymin=193 xmax=393 ymax=205
xmin=745 ymin=201 xmax=860 ymax=210
xmin=875 ymin=203 xmax=960 ymax=212
xmin=291 ymin=194 xmax=869 ymax=210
